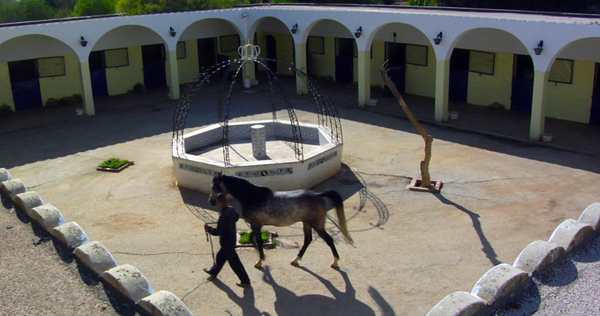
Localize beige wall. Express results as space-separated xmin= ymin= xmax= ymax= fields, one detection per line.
xmin=106 ymin=46 xmax=144 ymax=95
xmin=467 ymin=51 xmax=513 ymax=108
xmin=405 ymin=46 xmax=436 ymax=98
xmin=0 ymin=62 xmax=14 ymax=110
xmin=307 ymin=36 xmax=335 ymax=81
xmin=178 ymin=39 xmax=200 ymax=85
xmin=545 ymin=59 xmax=594 ymax=123
xmin=370 ymin=41 xmax=385 ymax=88
xmin=39 ymin=54 xmax=83 ymax=105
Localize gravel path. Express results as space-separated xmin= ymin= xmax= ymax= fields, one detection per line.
xmin=492 ymin=235 xmax=600 ymax=316
xmin=0 ymin=196 xmax=133 ymax=316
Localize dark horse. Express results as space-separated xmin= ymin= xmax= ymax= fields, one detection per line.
xmin=208 ymin=173 xmax=353 ymax=269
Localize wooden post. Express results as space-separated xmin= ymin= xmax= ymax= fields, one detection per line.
xmin=380 ymin=63 xmax=433 ymax=188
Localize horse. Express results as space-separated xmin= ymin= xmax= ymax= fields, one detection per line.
xmin=208 ymin=173 xmax=353 ymax=269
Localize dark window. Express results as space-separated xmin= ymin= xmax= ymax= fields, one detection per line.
xmin=548 ymin=59 xmax=573 ymax=84
xmin=405 ymin=44 xmax=428 ymax=67
xmin=469 ymin=51 xmax=495 ymax=75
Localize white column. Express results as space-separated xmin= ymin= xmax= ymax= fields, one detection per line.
xmin=357 ymin=49 xmax=371 ymax=107
xmin=529 ymin=70 xmax=548 ymax=140
xmin=242 ymin=40 xmax=256 ymax=85
xmin=165 ymin=50 xmax=180 ymax=100
xmin=294 ymin=43 xmax=308 ymax=95
xmin=79 ymin=61 xmax=95 ymax=116
xmin=435 ymin=59 xmax=450 ymax=122
xmin=251 ymin=124 xmax=266 ymax=159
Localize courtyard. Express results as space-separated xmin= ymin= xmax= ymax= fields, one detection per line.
xmin=1 ymin=80 xmax=600 ymax=315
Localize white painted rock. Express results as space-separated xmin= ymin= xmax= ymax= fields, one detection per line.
xmin=52 ymin=222 xmax=90 ymax=250
xmin=102 ymin=264 xmax=155 ymax=303
xmin=513 ymin=240 xmax=565 ymax=276
xmin=138 ymin=291 xmax=193 ymax=316
xmin=74 ymin=241 xmax=118 ymax=275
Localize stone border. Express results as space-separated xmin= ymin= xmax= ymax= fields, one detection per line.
xmin=427 ymin=201 xmax=600 ymax=316
xmin=0 ymin=168 xmax=192 ymax=316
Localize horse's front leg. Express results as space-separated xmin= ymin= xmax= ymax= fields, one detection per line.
xmin=251 ymin=225 xmax=265 ymax=269
xmin=291 ymin=222 xmax=313 ymax=267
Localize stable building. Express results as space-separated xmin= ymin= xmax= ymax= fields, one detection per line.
xmin=1 ymin=5 xmax=599 ymax=140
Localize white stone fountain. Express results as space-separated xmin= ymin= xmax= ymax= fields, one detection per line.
xmin=172 ymin=45 xmax=343 ymax=194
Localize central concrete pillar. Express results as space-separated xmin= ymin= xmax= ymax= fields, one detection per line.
xmin=357 ymin=49 xmax=371 ymax=107
xmin=529 ymin=70 xmax=548 ymax=140
xmin=79 ymin=61 xmax=95 ymax=116
xmin=166 ymin=50 xmax=180 ymax=100
xmin=294 ymin=43 xmax=308 ymax=95
xmin=435 ymin=59 xmax=450 ymax=122
xmin=251 ymin=124 xmax=266 ymax=159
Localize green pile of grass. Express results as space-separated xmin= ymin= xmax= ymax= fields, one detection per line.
xmin=239 ymin=230 xmax=276 ymax=246
xmin=99 ymin=158 xmax=130 ymax=169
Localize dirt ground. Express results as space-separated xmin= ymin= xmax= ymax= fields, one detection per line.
xmin=1 ymin=85 xmax=600 ymax=315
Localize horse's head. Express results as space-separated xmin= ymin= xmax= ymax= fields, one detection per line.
xmin=208 ymin=172 xmax=227 ymax=206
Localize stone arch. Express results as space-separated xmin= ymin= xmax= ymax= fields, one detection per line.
xmin=180 ymin=18 xmax=243 ymax=42
xmin=447 ymin=27 xmax=529 ymax=60
xmin=0 ymin=34 xmax=75 ymax=62
xmin=551 ymin=36 xmax=600 ymax=71
xmin=92 ymin=24 xmax=165 ymax=51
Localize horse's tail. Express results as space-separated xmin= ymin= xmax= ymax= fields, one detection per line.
xmin=319 ymin=190 xmax=354 ymax=244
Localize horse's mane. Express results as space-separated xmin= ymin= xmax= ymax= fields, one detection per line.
xmin=222 ymin=175 xmax=273 ymax=206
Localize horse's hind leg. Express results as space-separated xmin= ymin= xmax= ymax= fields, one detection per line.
xmin=251 ymin=224 xmax=265 ymax=269
xmin=291 ymin=222 xmax=313 ymax=267
xmin=314 ymin=228 xmax=341 ymax=269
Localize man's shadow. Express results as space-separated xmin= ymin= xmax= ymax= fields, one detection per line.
xmin=212 ymin=278 xmax=268 ymax=316
xmin=261 ymin=266 xmax=385 ymax=316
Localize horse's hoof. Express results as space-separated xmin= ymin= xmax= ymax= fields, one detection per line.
xmin=290 ymin=259 xmax=300 ymax=267
xmin=254 ymin=261 xmax=263 ymax=269
xmin=330 ymin=258 xmax=340 ymax=269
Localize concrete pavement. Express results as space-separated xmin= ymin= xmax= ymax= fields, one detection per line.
xmin=1 ymin=80 xmax=600 ymax=315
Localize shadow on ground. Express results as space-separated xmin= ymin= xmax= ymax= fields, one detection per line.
xmin=260 ymin=266 xmax=383 ymax=316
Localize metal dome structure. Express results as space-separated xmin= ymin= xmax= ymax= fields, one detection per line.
xmin=172 ymin=44 xmax=344 ymax=193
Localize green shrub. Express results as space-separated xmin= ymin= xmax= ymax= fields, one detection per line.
xmin=130 ymin=82 xmax=145 ymax=93
xmin=45 ymin=98 xmax=61 ymax=107
xmin=45 ymin=94 xmax=83 ymax=108
xmin=0 ymin=103 xmax=13 ymax=116
xmin=99 ymin=157 xmax=130 ymax=169
xmin=71 ymin=94 xmax=83 ymax=103
xmin=239 ymin=230 xmax=276 ymax=246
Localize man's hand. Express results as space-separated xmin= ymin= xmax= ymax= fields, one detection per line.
xmin=204 ymin=223 xmax=210 ymax=232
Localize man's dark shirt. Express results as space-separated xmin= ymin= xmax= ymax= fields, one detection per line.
xmin=207 ymin=206 xmax=239 ymax=247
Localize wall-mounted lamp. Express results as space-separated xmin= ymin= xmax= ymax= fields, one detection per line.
xmin=80 ymin=36 xmax=88 ymax=47
xmin=433 ymin=32 xmax=443 ymax=45
xmin=355 ymin=26 xmax=362 ymax=39
xmin=169 ymin=27 xmax=176 ymax=37
xmin=392 ymin=32 xmax=397 ymax=42
xmin=534 ymin=40 xmax=544 ymax=55
xmin=291 ymin=23 xmax=298 ymax=34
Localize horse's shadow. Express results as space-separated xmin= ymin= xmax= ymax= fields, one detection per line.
xmin=261 ymin=266 xmax=379 ymax=316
